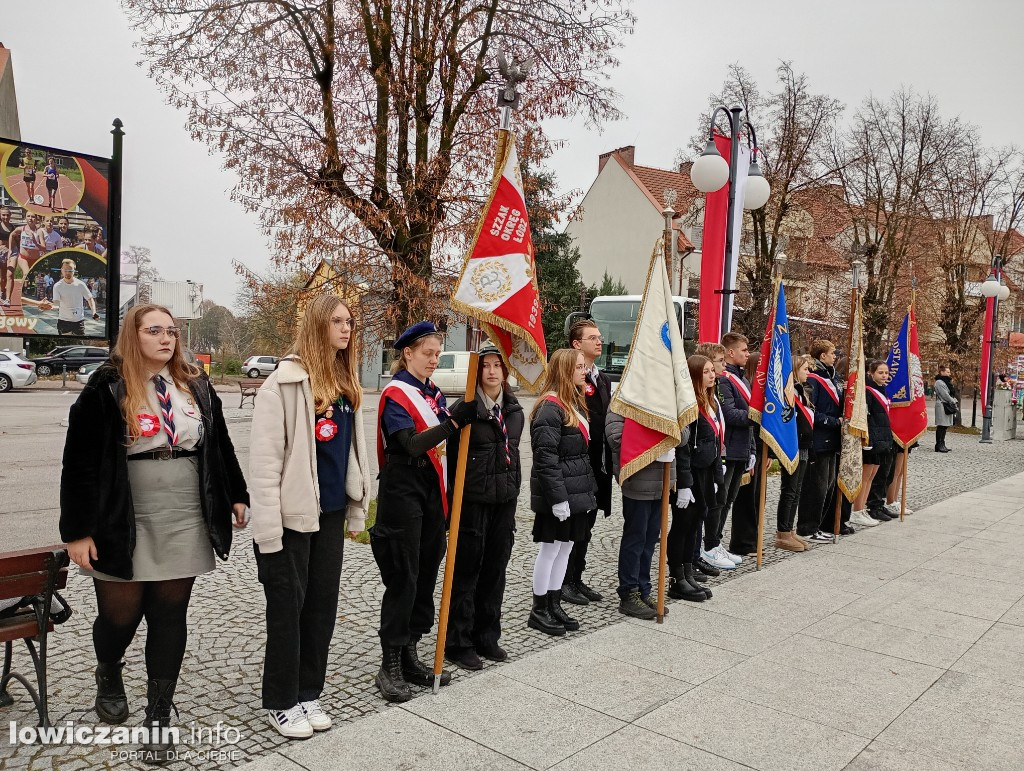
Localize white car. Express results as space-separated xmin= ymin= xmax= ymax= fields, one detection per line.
xmin=0 ymin=350 xmax=38 ymax=392
xmin=432 ymin=351 xmax=519 ymax=395
xmin=243 ymin=355 xmax=280 ymax=378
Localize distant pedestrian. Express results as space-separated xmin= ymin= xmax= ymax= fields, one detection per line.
xmin=933 ymin=366 xmax=958 ymax=453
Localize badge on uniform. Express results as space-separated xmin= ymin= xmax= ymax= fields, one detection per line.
xmin=315 ymin=417 xmax=338 ymax=441
xmin=137 ymin=413 xmax=160 ymax=437
xmin=584 ymin=382 xmax=596 ymax=397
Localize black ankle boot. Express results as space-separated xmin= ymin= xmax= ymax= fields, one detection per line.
xmin=694 ymin=556 xmax=721 ymax=577
xmin=527 ymin=593 xmax=566 ymax=636
xmin=376 ymin=645 xmax=413 ymax=703
xmin=684 ymin=564 xmax=713 ymax=599
xmin=667 ymin=566 xmax=706 ymax=602
xmin=401 ymin=639 xmax=451 ymax=687
xmin=141 ymin=678 xmax=177 ymax=765
xmin=547 ymin=590 xmax=580 ymax=631
xmin=95 ymin=661 xmax=129 ymax=724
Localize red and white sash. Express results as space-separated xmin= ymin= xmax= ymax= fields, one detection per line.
xmin=795 ymin=398 xmax=815 ymax=427
xmin=377 ymin=380 xmax=450 ymax=516
xmin=867 ymin=387 xmax=890 ymax=415
xmin=723 ymin=371 xmax=752 ymax=404
xmin=700 ymin=402 xmax=725 ymax=453
xmin=542 ymin=394 xmax=590 ymax=442
xmin=807 ymin=372 xmax=840 ymax=405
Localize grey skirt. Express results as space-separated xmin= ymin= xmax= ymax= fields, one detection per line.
xmin=83 ymin=455 xmax=215 ymax=582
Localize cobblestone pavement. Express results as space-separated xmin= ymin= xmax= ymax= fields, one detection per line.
xmin=2 ymin=396 xmax=1021 ymax=770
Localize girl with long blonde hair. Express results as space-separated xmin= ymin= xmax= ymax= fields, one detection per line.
xmin=60 ymin=304 xmax=248 ymax=763
xmin=249 ymin=294 xmax=371 ymax=738
xmin=527 ymin=348 xmax=597 ymax=636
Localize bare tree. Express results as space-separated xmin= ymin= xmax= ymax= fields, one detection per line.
xmin=123 ymin=0 xmax=634 ymax=334
xmin=121 ymin=244 xmax=158 ymax=304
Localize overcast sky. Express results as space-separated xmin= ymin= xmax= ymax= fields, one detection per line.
xmin=3 ymin=0 xmax=1022 ymax=308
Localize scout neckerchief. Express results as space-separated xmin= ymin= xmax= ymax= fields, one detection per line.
xmin=377 ymin=379 xmax=450 ymax=516
xmin=806 ymin=371 xmax=841 ymax=405
xmin=542 ymin=393 xmax=590 ymax=442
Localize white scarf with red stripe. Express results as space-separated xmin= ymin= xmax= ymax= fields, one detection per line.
xmin=867 ymin=387 xmax=890 ymax=415
xmin=377 ymin=380 xmax=450 ymax=516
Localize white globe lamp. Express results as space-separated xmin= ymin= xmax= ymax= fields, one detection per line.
xmin=690 ymin=140 xmax=729 ymax=193
xmin=743 ymin=161 xmax=771 ymax=210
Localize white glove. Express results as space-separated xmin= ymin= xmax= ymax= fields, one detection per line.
xmin=676 ymin=489 xmax=695 ymax=509
xmin=746 ymin=453 xmax=756 ymax=472
xmin=655 ymin=449 xmax=674 ymax=463
xmin=714 ymin=483 xmax=719 ymax=494
xmin=552 ymin=501 xmax=571 ymax=521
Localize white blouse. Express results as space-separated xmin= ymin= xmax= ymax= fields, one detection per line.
xmin=127 ymin=367 xmax=204 ymax=454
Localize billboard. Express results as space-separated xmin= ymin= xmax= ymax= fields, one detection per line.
xmin=0 ymin=137 xmax=114 ymax=339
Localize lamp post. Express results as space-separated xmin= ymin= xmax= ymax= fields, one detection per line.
xmin=980 ymin=254 xmax=1010 ymax=443
xmin=663 ymin=187 xmax=678 ymax=283
xmin=690 ymin=105 xmax=770 ymax=336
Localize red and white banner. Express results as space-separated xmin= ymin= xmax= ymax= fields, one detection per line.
xmin=887 ymin=306 xmax=928 ymax=448
xmin=610 ymin=241 xmax=698 ymax=483
xmin=452 ymin=134 xmax=547 ymax=389
xmin=980 ymin=297 xmax=995 ymax=415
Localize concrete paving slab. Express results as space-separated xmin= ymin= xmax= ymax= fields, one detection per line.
xmin=842 ymin=741 xmax=962 ymax=771
xmin=918 ymin=545 xmax=1024 ymax=585
xmin=402 ymin=672 xmax=624 ymax=770
xmin=636 ymin=688 xmax=869 ymax=771
xmin=625 ymin=602 xmax=798 ymax=656
xmin=999 ymin=597 xmax=1024 ymax=627
xmin=838 ymin=595 xmax=995 ymax=642
xmin=548 ymin=725 xmax=749 ymax=771
xmin=950 ymin=622 xmax=1024 ymax=688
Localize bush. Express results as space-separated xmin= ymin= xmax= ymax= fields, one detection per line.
xmin=217 ymin=357 xmax=243 ymax=378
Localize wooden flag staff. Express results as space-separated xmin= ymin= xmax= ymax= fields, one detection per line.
xmin=656 ymin=463 xmax=670 ymax=623
xmin=754 ymin=442 xmax=769 ymax=570
xmin=834 ymin=279 xmax=859 ymax=542
xmin=899 ymin=446 xmax=909 ymax=523
xmin=432 ymin=352 xmax=479 ymax=693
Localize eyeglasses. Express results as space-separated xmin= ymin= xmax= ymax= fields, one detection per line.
xmin=332 ymin=318 xmax=356 ymax=329
xmin=141 ymin=326 xmax=181 ymax=338
xmin=582 ymin=335 xmax=603 ymax=342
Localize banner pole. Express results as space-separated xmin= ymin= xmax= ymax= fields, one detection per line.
xmin=899 ymin=445 xmax=909 ymax=523
xmin=106 ymin=119 xmax=124 ymax=347
xmin=755 ymin=442 xmax=769 ymax=570
xmin=834 ymin=283 xmax=859 ymax=544
xmin=432 ymin=352 xmax=479 ymax=693
xmin=657 ymin=462 xmax=670 ymax=623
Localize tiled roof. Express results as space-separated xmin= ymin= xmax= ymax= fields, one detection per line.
xmin=630 ymin=164 xmax=701 ymax=217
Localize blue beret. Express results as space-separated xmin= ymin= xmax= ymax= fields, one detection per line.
xmin=394 ymin=321 xmax=440 ymax=350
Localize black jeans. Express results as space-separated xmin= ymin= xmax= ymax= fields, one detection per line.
xmin=255 ymin=509 xmax=345 ymax=710
xmin=446 ymin=499 xmax=516 ymax=650
xmin=935 ymin=425 xmax=948 ymax=448
xmin=729 ymin=456 xmax=761 ymax=554
xmin=617 ymin=497 xmax=662 ymax=598
xmin=797 ymin=452 xmax=838 ymax=536
xmin=668 ymin=465 xmax=715 ymax=568
xmin=370 ymin=463 xmax=447 ymax=648
xmin=705 ymin=460 xmax=744 ymax=550
xmin=867 ymin=448 xmax=896 ymax=515
xmin=565 ymin=508 xmax=599 ymax=585
xmin=777 ymin=458 xmax=808 ymax=532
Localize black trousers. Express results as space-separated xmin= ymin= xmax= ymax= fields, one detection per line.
xmin=445 ymin=499 xmax=516 ymax=650
xmin=565 ymin=508 xmax=599 ymax=585
xmin=370 ymin=463 xmax=447 ymax=648
xmin=777 ymin=459 xmax=808 ymax=533
xmin=255 ymin=509 xmax=345 ymax=710
xmin=729 ymin=461 xmax=760 ymax=554
xmin=935 ymin=425 xmax=948 ymax=448
xmin=705 ymin=459 xmax=744 ymax=550
xmin=668 ymin=465 xmax=715 ymax=569
xmin=867 ymin=448 xmax=897 ymax=515
xmin=797 ymin=451 xmax=838 ymax=536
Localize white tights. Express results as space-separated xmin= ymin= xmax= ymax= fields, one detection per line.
xmin=532 ymin=540 xmax=574 ymax=596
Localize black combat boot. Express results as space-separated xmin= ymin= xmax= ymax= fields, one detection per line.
xmin=141 ymin=678 xmax=177 ymax=765
xmin=667 ymin=565 xmax=706 ymax=602
xmin=684 ymin=563 xmax=713 ymax=599
xmin=375 ymin=645 xmax=413 ymax=703
xmin=401 ymin=638 xmax=451 ymax=688
xmin=95 ymin=661 xmax=129 ymax=724
xmin=547 ymin=590 xmax=580 ymax=631
xmin=527 ymin=593 xmax=566 ymax=636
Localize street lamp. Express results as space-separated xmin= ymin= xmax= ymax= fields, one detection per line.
xmin=980 ymin=254 xmax=1008 ymax=443
xmin=689 ymin=105 xmax=768 ymax=336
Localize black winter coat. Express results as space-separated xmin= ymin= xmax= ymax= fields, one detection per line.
xmin=59 ymin=363 xmax=249 ymax=580
xmin=675 ymin=410 xmax=726 ymax=491
xmin=719 ymin=364 xmax=756 ymax=462
xmin=529 ymin=399 xmax=597 ymax=515
xmin=805 ymin=361 xmax=843 ymax=455
xmin=795 ymin=382 xmax=814 ymax=450
xmin=865 ymin=380 xmax=894 ymax=453
xmin=447 ymin=391 xmax=524 ymax=505
xmin=584 ymin=367 xmax=613 ymax=513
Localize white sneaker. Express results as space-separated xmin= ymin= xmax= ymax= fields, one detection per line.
xmin=703 ymin=547 xmax=737 ymax=570
xmin=849 ymin=509 xmax=880 ymax=528
xmin=268 ymin=705 xmax=314 ymax=739
xmin=886 ymin=501 xmax=913 ymax=515
xmin=717 ymin=545 xmax=743 ymax=565
xmin=301 ymin=700 xmax=331 ymax=731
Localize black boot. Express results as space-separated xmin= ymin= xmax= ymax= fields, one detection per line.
xmin=401 ymin=639 xmax=451 ymax=687
xmin=694 ymin=556 xmax=721 ymax=577
xmin=684 ymin=563 xmax=713 ymax=599
xmin=667 ymin=566 xmax=705 ymax=602
xmin=95 ymin=661 xmax=129 ymax=724
xmin=376 ymin=645 xmax=413 ymax=703
xmin=576 ymin=580 xmax=603 ymax=602
xmin=547 ymin=590 xmax=581 ymax=631
xmin=527 ymin=593 xmax=566 ymax=636
xmin=141 ymin=678 xmax=177 ymax=765
xmin=689 ymin=567 xmax=709 ymax=583
xmin=559 ymin=582 xmax=590 ymax=606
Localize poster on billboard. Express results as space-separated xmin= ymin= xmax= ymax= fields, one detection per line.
xmin=0 ymin=137 xmax=114 ymax=339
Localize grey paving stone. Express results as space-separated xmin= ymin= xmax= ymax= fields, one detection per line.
xmin=950 ymin=622 xmax=1024 ymax=688
xmin=999 ymin=597 xmax=1024 ymax=627
xmin=548 ymin=724 xmax=749 ymax=771
xmin=402 ymin=671 xmax=623 ymax=770
xmin=495 ymin=642 xmax=692 ymax=722
xmin=624 ymin=602 xmax=798 ymax=656
xmin=801 ymin=614 xmax=974 ymax=669
xmin=636 ymin=688 xmax=869 ymax=771
xmin=842 ymin=741 xmax=962 ymax=771
xmin=837 ymin=595 xmax=995 ymax=642
xmin=231 ymin=753 xmax=307 ymax=771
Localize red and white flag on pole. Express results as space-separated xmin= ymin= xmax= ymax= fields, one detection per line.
xmin=610 ymin=241 xmax=698 ymax=482
xmin=452 ymin=134 xmax=547 ymax=388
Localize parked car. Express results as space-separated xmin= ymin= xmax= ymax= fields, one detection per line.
xmin=432 ymin=350 xmax=519 ymax=395
xmin=242 ymin=355 xmax=280 ymax=378
xmin=32 ymin=346 xmax=109 ymax=377
xmin=76 ymin=361 xmax=103 ymax=385
xmin=0 ymin=350 xmax=37 ymax=392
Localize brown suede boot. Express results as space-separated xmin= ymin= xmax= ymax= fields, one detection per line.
xmin=775 ymin=531 xmax=806 ymax=552
xmin=793 ymin=532 xmax=811 ymax=549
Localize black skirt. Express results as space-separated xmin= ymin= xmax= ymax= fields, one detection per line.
xmin=532 ymin=507 xmax=588 ymax=544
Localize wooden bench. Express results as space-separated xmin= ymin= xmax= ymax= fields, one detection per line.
xmin=0 ymin=546 xmax=70 ymax=727
xmin=238 ymin=378 xmax=263 ymax=408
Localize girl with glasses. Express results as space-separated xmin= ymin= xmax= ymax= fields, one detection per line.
xmin=59 ymin=304 xmax=249 ymax=763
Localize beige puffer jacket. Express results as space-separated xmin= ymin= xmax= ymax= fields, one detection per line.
xmin=248 ymin=357 xmax=371 ymax=553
